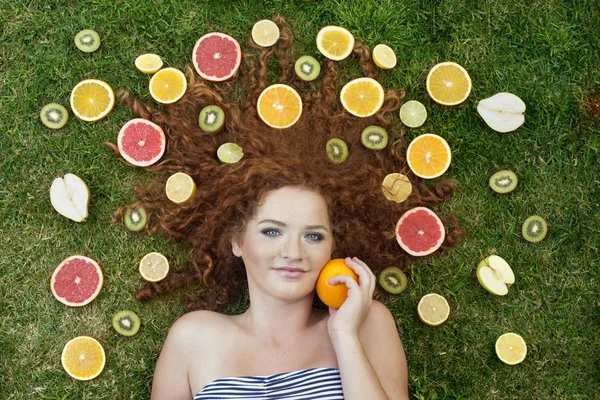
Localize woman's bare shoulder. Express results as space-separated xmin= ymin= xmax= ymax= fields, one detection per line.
xmin=166 ymin=310 xmax=235 ymax=347
xmin=360 ymin=300 xmax=399 ymax=338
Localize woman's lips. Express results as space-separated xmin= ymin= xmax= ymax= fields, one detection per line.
xmin=273 ymin=267 xmax=307 ymax=278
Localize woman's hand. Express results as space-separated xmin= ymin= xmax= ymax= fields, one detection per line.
xmin=326 ymin=256 xmax=375 ymax=342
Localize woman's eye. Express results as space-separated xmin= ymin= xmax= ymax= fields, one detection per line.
xmin=262 ymin=229 xmax=280 ymax=237
xmin=306 ymin=233 xmax=323 ymax=241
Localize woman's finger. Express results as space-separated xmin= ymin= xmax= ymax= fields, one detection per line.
xmin=347 ymin=257 xmax=376 ymax=295
xmin=344 ymin=257 xmax=372 ymax=289
xmin=327 ymin=274 xmax=361 ymax=291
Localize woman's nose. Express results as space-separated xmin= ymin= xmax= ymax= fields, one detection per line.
xmin=280 ymin=235 xmax=304 ymax=260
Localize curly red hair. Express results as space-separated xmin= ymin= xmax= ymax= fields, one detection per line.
xmin=109 ymin=14 xmax=465 ymax=312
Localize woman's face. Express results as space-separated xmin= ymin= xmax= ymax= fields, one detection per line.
xmin=232 ymin=186 xmax=333 ymax=302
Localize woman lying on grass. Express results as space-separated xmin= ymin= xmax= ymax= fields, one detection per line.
xmin=113 ymin=14 xmax=464 ymax=400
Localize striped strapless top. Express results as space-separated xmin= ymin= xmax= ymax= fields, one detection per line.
xmin=194 ymin=367 xmax=344 ymax=399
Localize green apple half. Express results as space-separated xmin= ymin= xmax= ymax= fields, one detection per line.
xmin=476 ymin=255 xmax=515 ymax=295
xmin=50 ymin=173 xmax=90 ymax=222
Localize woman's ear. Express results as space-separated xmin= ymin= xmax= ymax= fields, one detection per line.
xmin=231 ymin=237 xmax=242 ymax=258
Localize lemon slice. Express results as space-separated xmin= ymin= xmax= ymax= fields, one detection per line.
xmin=70 ymin=79 xmax=115 ymax=122
xmin=165 ymin=172 xmax=196 ymax=204
xmin=372 ymin=44 xmax=397 ymax=69
xmin=149 ymin=67 xmax=187 ymax=104
xmin=251 ymin=19 xmax=280 ymax=47
xmin=426 ymin=62 xmax=472 ymax=106
xmin=496 ymin=333 xmax=527 ymax=365
xmin=400 ymin=100 xmax=427 ymax=128
xmin=135 ymin=53 xmax=163 ymax=74
xmin=139 ymin=252 xmax=169 ymax=282
xmin=381 ymin=173 xmax=412 ymax=203
xmin=417 ymin=293 xmax=450 ymax=326
xmin=316 ymin=26 xmax=354 ymax=61
xmin=61 ymin=336 xmax=105 ymax=381
xmin=217 ymin=143 xmax=244 ymax=164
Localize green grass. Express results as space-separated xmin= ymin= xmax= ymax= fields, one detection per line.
xmin=1 ymin=0 xmax=599 ymax=398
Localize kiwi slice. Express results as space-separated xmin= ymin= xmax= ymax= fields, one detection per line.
xmin=40 ymin=103 xmax=68 ymax=129
xmin=522 ymin=215 xmax=548 ymax=243
xmin=123 ymin=205 xmax=147 ymax=232
xmin=361 ymin=125 xmax=388 ymax=150
xmin=489 ymin=170 xmax=518 ymax=194
xmin=112 ymin=310 xmax=140 ymax=336
xmin=74 ymin=29 xmax=101 ymax=52
xmin=199 ymin=105 xmax=225 ymax=133
xmin=294 ymin=55 xmax=321 ymax=81
xmin=379 ymin=267 xmax=407 ymax=294
xmin=326 ymin=138 xmax=348 ymax=164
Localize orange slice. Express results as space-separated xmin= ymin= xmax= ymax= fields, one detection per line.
xmin=70 ymin=79 xmax=115 ymax=122
xmin=340 ymin=77 xmax=385 ymax=117
xmin=61 ymin=336 xmax=106 ymax=381
xmin=316 ymin=26 xmax=354 ymax=61
xmin=426 ymin=62 xmax=472 ymax=106
xmin=165 ymin=172 xmax=196 ymax=204
xmin=417 ymin=293 xmax=450 ymax=326
xmin=135 ymin=53 xmax=163 ymax=74
xmin=149 ymin=67 xmax=187 ymax=104
xmin=257 ymin=84 xmax=302 ymax=129
xmin=139 ymin=252 xmax=169 ymax=282
xmin=406 ymin=134 xmax=451 ymax=179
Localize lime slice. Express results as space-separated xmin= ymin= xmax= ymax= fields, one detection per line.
xmin=400 ymin=100 xmax=427 ymax=128
xmin=217 ymin=143 xmax=244 ymax=164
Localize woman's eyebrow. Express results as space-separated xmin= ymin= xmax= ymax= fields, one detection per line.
xmin=258 ymin=219 xmax=329 ymax=232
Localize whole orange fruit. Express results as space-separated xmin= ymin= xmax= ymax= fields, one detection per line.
xmin=316 ymin=258 xmax=359 ymax=309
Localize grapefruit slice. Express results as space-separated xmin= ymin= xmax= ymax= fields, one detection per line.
xmin=50 ymin=255 xmax=103 ymax=307
xmin=192 ymin=32 xmax=241 ymax=82
xmin=117 ymin=118 xmax=166 ymax=167
xmin=395 ymin=207 xmax=445 ymax=256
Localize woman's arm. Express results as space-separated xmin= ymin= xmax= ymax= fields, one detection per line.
xmin=327 ymin=257 xmax=408 ymax=400
xmin=336 ymin=301 xmax=408 ymax=400
xmin=150 ymin=314 xmax=199 ymax=400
